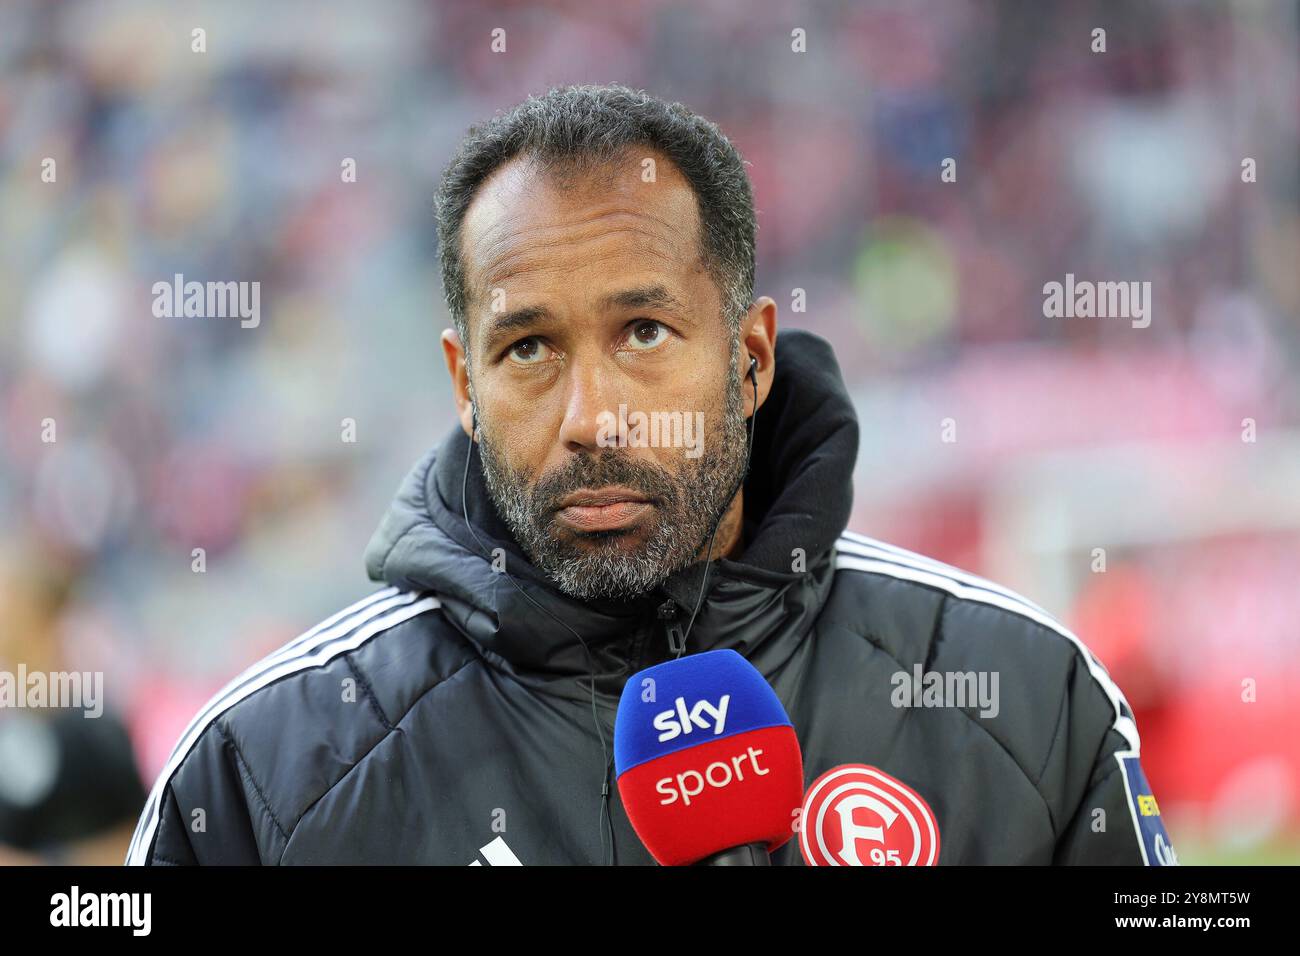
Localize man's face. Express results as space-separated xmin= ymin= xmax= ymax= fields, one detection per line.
xmin=454 ymin=151 xmax=750 ymax=600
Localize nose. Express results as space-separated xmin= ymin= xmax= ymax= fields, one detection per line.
xmin=556 ymin=359 xmax=619 ymax=455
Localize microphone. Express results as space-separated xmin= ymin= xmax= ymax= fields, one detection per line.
xmin=614 ymin=648 xmax=803 ymax=865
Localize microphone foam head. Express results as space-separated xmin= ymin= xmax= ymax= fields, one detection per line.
xmin=614 ymin=649 xmax=803 ymax=865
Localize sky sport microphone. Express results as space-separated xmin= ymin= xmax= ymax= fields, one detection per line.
xmin=614 ymin=648 xmax=803 ymax=866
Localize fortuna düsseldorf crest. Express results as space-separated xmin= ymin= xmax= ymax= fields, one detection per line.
xmin=799 ymin=764 xmax=941 ymax=866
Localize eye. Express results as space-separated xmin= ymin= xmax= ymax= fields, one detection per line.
xmin=625 ymin=320 xmax=669 ymax=351
xmin=507 ymin=336 xmax=552 ymax=365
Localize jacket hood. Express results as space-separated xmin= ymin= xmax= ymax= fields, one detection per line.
xmin=363 ymin=329 xmax=859 ymax=703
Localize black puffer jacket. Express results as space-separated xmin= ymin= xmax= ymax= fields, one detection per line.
xmin=126 ymin=330 xmax=1176 ymax=866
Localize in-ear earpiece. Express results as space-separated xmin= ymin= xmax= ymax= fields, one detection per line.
xmin=747 ymin=356 xmax=759 ymax=384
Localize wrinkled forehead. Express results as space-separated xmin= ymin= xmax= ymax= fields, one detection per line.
xmin=458 ymin=148 xmax=706 ymax=319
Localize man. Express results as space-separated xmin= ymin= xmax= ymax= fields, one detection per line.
xmin=127 ymin=84 xmax=1175 ymax=866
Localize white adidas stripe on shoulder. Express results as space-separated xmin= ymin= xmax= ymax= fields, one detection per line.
xmin=152 ymin=587 xmax=407 ymax=772
xmin=125 ymin=588 xmax=440 ymax=866
xmin=838 ymin=531 xmax=1052 ymax=615
xmin=833 ymin=533 xmax=1139 ymax=753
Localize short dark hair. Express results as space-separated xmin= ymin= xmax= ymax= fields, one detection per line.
xmin=435 ymin=84 xmax=756 ymax=350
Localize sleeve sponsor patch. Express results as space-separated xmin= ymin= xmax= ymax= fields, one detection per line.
xmin=1116 ymin=751 xmax=1179 ymax=866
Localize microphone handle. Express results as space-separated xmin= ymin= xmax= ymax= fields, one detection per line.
xmin=696 ymin=842 xmax=772 ymax=866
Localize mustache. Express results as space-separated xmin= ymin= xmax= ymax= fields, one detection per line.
xmin=530 ymin=449 xmax=680 ymax=515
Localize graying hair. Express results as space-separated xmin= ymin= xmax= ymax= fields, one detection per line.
xmin=435 ymin=84 xmax=756 ymax=352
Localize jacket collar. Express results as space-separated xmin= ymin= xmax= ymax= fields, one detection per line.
xmin=364 ymin=329 xmax=859 ymax=702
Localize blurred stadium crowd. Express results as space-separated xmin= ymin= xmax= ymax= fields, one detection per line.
xmin=1 ymin=0 xmax=1297 ymax=863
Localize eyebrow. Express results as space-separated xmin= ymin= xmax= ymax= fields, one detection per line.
xmin=482 ymin=305 xmax=549 ymax=350
xmin=479 ymin=284 xmax=690 ymax=351
xmin=599 ymin=284 xmax=688 ymax=313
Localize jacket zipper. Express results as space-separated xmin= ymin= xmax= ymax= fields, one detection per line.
xmin=657 ymin=599 xmax=685 ymax=658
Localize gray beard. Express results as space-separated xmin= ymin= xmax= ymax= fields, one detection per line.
xmin=475 ymin=354 xmax=749 ymax=601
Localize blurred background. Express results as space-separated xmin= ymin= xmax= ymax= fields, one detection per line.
xmin=1 ymin=0 xmax=1297 ymax=864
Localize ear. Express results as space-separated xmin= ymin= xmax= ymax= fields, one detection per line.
xmin=441 ymin=328 xmax=476 ymax=439
xmin=738 ymin=297 xmax=777 ymax=418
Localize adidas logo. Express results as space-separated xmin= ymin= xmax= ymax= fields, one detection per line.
xmin=467 ymin=836 xmax=523 ymax=866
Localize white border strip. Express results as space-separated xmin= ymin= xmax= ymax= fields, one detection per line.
xmin=833 ymin=553 xmax=1139 ymax=753
xmin=126 ymin=592 xmax=439 ymax=865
